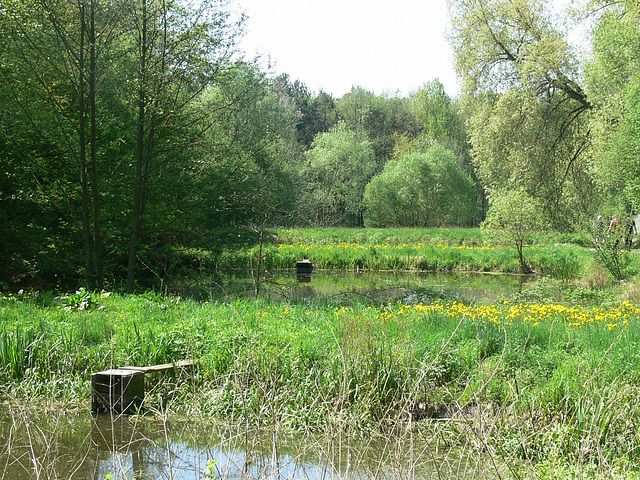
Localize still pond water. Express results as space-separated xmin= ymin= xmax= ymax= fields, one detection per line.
xmin=202 ymin=270 xmax=539 ymax=305
xmin=2 ymin=271 xmax=534 ymax=480
xmin=0 ymin=409 xmax=513 ymax=480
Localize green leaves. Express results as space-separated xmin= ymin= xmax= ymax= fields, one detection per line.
xmin=481 ymin=188 xmax=546 ymax=271
xmin=301 ymin=122 xmax=375 ymax=226
xmin=450 ymin=0 xmax=593 ymax=229
xmin=587 ymin=1 xmax=640 ymax=210
xmin=364 ymin=145 xmax=475 ymax=227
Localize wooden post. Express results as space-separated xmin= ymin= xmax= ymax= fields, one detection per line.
xmin=296 ymin=259 xmax=313 ymax=282
xmin=91 ymin=360 xmax=194 ymax=414
xmin=91 ymin=369 xmax=145 ymax=414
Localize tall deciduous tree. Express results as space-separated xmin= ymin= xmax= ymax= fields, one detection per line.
xmin=271 ymin=75 xmax=338 ymax=148
xmin=122 ymin=0 xmax=242 ymax=292
xmin=1 ymin=0 xmax=246 ymax=290
xmin=337 ymin=87 xmax=416 ymax=172
xmin=198 ymin=64 xmax=299 ymax=229
xmin=412 ymin=80 xmax=459 ymax=142
xmin=1 ymin=0 xmax=122 ymax=289
xmin=449 ymin=0 xmax=595 ymax=229
xmin=586 ymin=0 xmax=640 ymax=210
xmin=300 ymin=122 xmax=375 ymax=226
xmin=410 ymin=79 xmax=481 ymax=221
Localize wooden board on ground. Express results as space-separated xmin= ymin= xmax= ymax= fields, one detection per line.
xmin=119 ymin=359 xmax=195 ymax=373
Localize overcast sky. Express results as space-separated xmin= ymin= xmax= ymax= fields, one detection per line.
xmin=234 ymin=0 xmax=459 ymax=98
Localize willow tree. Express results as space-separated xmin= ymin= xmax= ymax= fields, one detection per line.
xmin=448 ymin=0 xmax=595 ymax=230
xmin=363 ymin=145 xmax=475 ymax=227
xmin=300 ymin=122 xmax=375 ymax=226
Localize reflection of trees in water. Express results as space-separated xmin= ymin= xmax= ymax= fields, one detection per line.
xmin=91 ymin=415 xmax=154 ymax=479
xmin=202 ymin=270 xmax=532 ymax=305
xmin=0 ymin=408 xmax=513 ymax=480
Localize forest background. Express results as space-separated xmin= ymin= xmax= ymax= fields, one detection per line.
xmin=1 ymin=0 xmax=639 ymax=292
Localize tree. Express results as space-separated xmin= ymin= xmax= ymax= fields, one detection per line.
xmin=0 ymin=0 xmax=249 ymax=290
xmin=0 ymin=0 xmax=125 ymax=289
xmin=271 ymin=75 xmax=338 ymax=149
xmin=363 ymin=145 xmax=475 ymax=227
xmin=336 ymin=87 xmax=417 ymax=173
xmin=448 ymin=0 xmax=595 ymax=230
xmin=586 ymin=0 xmax=640 ymax=211
xmin=412 ymin=80 xmax=459 ymax=141
xmin=410 ymin=79 xmax=481 ymax=222
xmin=481 ymin=188 xmax=546 ymax=272
xmin=299 ymin=122 xmax=375 ymax=226
xmin=198 ymin=65 xmax=300 ymax=229
xmin=120 ymin=0 xmax=243 ymax=292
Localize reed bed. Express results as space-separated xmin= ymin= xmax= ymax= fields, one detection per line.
xmin=1 ymin=288 xmax=640 ymax=478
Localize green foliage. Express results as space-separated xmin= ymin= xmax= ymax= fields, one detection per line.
xmin=0 ymin=0 xmax=302 ymax=290
xmin=587 ymin=0 xmax=640 ymax=209
xmin=450 ymin=0 xmax=595 ymax=230
xmin=203 ymin=458 xmax=218 ymax=480
xmin=299 ymin=122 xmax=375 ymax=226
xmin=336 ymin=86 xmax=417 ymax=170
xmin=482 ymin=189 xmax=547 ymax=272
xmin=57 ymin=288 xmax=109 ymax=311
xmin=593 ymin=231 xmax=631 ymax=282
xmin=412 ymin=80 xmax=458 ymax=141
xmin=363 ymin=145 xmax=475 ymax=227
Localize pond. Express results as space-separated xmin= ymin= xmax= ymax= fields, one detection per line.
xmin=0 ymin=408 xmax=515 ymax=480
xmin=199 ymin=270 xmax=539 ymax=305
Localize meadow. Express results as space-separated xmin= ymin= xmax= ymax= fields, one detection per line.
xmin=1 ymin=228 xmax=640 ymax=479
xmin=202 ymin=227 xmax=599 ymax=281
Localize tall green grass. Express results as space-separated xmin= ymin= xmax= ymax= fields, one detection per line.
xmin=213 ymin=228 xmax=594 ymax=279
xmin=0 ymin=328 xmax=42 ymax=380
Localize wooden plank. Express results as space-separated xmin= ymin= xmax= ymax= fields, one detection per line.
xmin=120 ymin=359 xmax=195 ymax=373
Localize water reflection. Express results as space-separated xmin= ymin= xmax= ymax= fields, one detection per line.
xmin=202 ymin=270 xmax=536 ymax=305
xmin=0 ymin=408 xmax=514 ymax=480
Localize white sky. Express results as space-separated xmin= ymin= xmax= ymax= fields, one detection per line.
xmin=234 ymin=0 xmax=589 ymax=100
xmin=234 ymin=0 xmax=459 ymax=98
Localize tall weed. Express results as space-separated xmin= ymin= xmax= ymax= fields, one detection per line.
xmin=0 ymin=328 xmax=42 ymax=380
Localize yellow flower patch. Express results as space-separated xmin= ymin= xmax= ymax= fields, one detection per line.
xmin=380 ymin=300 xmax=640 ymax=330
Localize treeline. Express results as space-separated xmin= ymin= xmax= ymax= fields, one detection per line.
xmin=1 ymin=0 xmax=639 ymax=290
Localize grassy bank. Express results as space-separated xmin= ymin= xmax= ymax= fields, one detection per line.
xmin=207 ymin=227 xmax=611 ymax=280
xmin=1 ymin=289 xmax=640 ymax=477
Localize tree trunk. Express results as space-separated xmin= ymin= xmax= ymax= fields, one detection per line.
xmin=78 ymin=1 xmax=96 ymax=290
xmin=127 ymin=0 xmax=148 ymax=294
xmin=89 ymin=0 xmax=104 ymax=290
xmin=517 ymin=242 xmax=530 ymax=273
